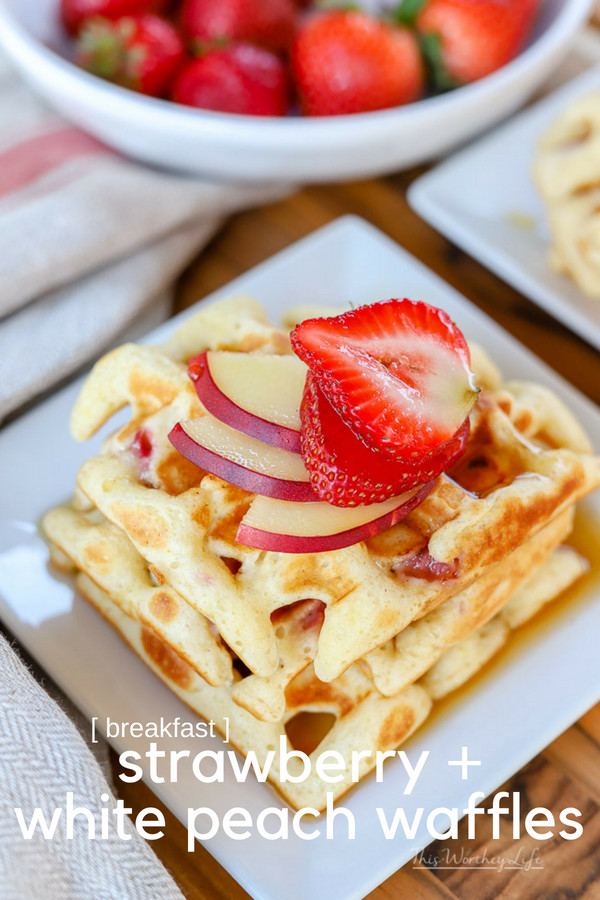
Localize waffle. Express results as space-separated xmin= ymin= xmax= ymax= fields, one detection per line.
xmin=43 ymin=506 xmax=233 ymax=687
xmin=42 ymin=295 xmax=600 ymax=809
xmin=364 ymin=506 xmax=574 ymax=697
xmin=535 ymin=93 xmax=600 ymax=298
xmin=45 ymin=543 xmax=585 ymax=810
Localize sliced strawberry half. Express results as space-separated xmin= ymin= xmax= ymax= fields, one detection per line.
xmin=301 ymin=372 xmax=470 ymax=507
xmin=291 ymin=299 xmax=478 ymax=460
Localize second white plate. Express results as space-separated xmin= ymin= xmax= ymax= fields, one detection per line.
xmin=409 ymin=63 xmax=600 ymax=351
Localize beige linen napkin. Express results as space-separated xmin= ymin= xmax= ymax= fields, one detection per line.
xmin=0 ymin=49 xmax=288 ymax=423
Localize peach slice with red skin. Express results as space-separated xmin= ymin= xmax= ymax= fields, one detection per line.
xmin=169 ymin=413 xmax=316 ymax=502
xmin=236 ymin=480 xmax=435 ymax=553
xmin=189 ymin=351 xmax=306 ymax=452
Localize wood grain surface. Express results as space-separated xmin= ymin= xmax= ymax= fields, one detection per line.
xmin=106 ymin=162 xmax=600 ymax=898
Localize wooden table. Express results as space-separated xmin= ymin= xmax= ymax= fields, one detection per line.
xmin=109 ymin=175 xmax=600 ymax=899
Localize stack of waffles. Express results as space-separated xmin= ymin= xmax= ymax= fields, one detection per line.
xmin=43 ymin=296 xmax=600 ymax=810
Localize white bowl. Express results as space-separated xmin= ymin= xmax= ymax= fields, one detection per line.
xmin=0 ymin=0 xmax=593 ymax=182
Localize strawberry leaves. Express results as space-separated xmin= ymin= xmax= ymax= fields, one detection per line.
xmin=419 ymin=30 xmax=461 ymax=91
xmin=394 ymin=0 xmax=430 ymax=26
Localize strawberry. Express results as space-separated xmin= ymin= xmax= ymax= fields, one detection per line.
xmin=180 ymin=0 xmax=297 ymax=54
xmin=75 ymin=14 xmax=185 ymax=97
xmin=411 ymin=0 xmax=541 ymax=87
xmin=291 ymin=299 xmax=478 ymax=460
xmin=171 ymin=44 xmax=288 ymax=116
xmin=61 ymin=0 xmax=168 ymax=37
xmin=291 ymin=11 xmax=424 ymax=116
xmin=301 ymin=371 xmax=470 ymax=506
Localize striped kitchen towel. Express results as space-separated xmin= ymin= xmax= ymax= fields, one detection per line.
xmin=0 ymin=637 xmax=186 ymax=900
xmin=0 ymin=49 xmax=287 ymax=423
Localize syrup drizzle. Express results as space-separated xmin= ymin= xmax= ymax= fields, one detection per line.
xmin=414 ymin=505 xmax=600 ymax=736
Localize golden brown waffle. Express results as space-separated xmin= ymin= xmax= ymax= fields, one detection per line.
xmin=422 ymin=543 xmax=588 ymax=700
xmin=42 ymin=295 xmax=599 ymax=808
xmin=43 ymin=506 xmax=233 ymax=687
xmin=54 ymin=318 xmax=600 ymax=683
xmin=70 ymin=572 xmax=432 ymax=811
xmin=49 ymin=543 xmax=584 ymax=811
xmin=44 ymin=499 xmax=575 ymax=725
xmin=364 ymin=506 xmax=574 ymax=697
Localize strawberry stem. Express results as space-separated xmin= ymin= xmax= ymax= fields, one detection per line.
xmin=314 ymin=0 xmax=362 ymax=11
xmin=192 ymin=35 xmax=231 ymax=57
xmin=77 ymin=19 xmax=125 ymax=81
xmin=419 ymin=31 xmax=460 ymax=92
xmin=394 ymin=0 xmax=429 ymax=26
xmin=76 ymin=16 xmax=145 ymax=90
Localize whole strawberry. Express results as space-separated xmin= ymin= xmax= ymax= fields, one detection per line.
xmin=172 ymin=44 xmax=288 ymax=116
xmin=414 ymin=0 xmax=541 ymax=86
xmin=180 ymin=0 xmax=297 ymax=54
xmin=292 ymin=11 xmax=424 ymax=116
xmin=61 ymin=0 xmax=167 ymax=37
xmin=75 ymin=14 xmax=185 ymax=97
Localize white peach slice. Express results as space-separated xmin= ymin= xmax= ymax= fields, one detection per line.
xmin=189 ymin=351 xmax=306 ymax=451
xmin=169 ymin=413 xmax=316 ymax=502
xmin=236 ymin=481 xmax=435 ymax=553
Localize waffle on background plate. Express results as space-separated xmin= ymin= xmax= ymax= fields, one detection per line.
xmin=535 ymin=92 xmax=600 ymax=299
xmin=43 ymin=296 xmax=600 ymax=810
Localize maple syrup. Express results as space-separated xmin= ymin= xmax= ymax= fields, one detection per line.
xmin=417 ymin=505 xmax=600 ymax=737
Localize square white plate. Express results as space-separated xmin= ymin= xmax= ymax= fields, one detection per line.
xmin=1 ymin=216 xmax=600 ymax=900
xmin=409 ymin=64 xmax=600 ymax=351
